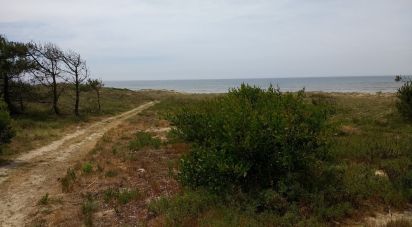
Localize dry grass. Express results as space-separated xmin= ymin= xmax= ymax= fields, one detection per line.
xmin=3 ymin=88 xmax=160 ymax=159
xmin=28 ymin=105 xmax=187 ymax=226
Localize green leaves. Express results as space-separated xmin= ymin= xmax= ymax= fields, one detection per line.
xmin=396 ymin=80 xmax=412 ymax=120
xmin=171 ymin=84 xmax=330 ymax=193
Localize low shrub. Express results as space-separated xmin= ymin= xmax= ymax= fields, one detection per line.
xmin=396 ymin=77 xmax=412 ymax=120
xmin=82 ymin=162 xmax=93 ymax=174
xmin=170 ymin=84 xmax=330 ymax=193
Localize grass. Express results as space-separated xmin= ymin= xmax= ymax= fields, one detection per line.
xmin=147 ymin=92 xmax=412 ymax=226
xmin=103 ymin=188 xmax=140 ymax=204
xmin=30 ymin=90 xmax=412 ymax=226
xmin=61 ymin=168 xmax=76 ymax=192
xmin=2 ymin=87 xmax=155 ymax=157
xmin=37 ymin=193 xmax=63 ymax=206
xmin=386 ymin=219 xmax=412 ymax=227
xmin=105 ymin=170 xmax=118 ymax=177
xmin=82 ymin=194 xmax=98 ymax=227
xmin=82 ymin=162 xmax=93 ymax=174
xmin=37 ymin=193 xmax=49 ymax=205
xmin=128 ymin=131 xmax=161 ymax=151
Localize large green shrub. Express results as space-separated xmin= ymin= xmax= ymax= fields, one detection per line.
xmin=170 ymin=84 xmax=330 ymax=193
xmin=0 ymin=100 xmax=14 ymax=152
xmin=396 ymin=80 xmax=412 ymax=120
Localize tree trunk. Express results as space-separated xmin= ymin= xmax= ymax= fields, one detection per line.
xmin=74 ymin=76 xmax=80 ymax=116
xmin=52 ymin=74 xmax=60 ymax=115
xmin=19 ymin=94 xmax=24 ymax=112
xmin=3 ymin=74 xmax=16 ymax=114
xmin=18 ymin=86 xmax=24 ymax=112
xmin=97 ymin=90 xmax=101 ymax=111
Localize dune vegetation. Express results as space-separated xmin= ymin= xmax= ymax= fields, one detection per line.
xmin=24 ymin=84 xmax=412 ymax=226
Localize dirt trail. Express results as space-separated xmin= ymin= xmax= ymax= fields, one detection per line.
xmin=0 ymin=102 xmax=156 ymax=227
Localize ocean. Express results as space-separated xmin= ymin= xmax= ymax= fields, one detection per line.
xmin=105 ymin=76 xmax=401 ymax=93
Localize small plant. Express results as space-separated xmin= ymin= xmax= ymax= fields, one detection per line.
xmin=105 ymin=170 xmax=118 ymax=177
xmin=103 ymin=188 xmax=140 ymax=204
xmin=118 ymin=189 xmax=140 ymax=204
xmin=82 ymin=162 xmax=93 ymax=174
xmin=103 ymin=188 xmax=118 ymax=203
xmin=128 ymin=131 xmax=161 ymax=150
xmin=61 ymin=168 xmax=76 ymax=192
xmin=386 ymin=219 xmax=412 ymax=227
xmin=82 ymin=194 xmax=98 ymax=227
xmin=257 ymin=189 xmax=288 ymax=214
xmin=38 ymin=193 xmax=49 ymax=205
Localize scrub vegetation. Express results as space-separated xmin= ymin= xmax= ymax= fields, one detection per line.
xmin=150 ymin=85 xmax=412 ymax=226
xmin=28 ymin=86 xmax=412 ymax=226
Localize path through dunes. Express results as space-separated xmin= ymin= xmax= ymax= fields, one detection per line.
xmin=0 ymin=101 xmax=156 ymax=226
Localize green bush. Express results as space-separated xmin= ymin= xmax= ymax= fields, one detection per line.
xmin=82 ymin=162 xmax=93 ymax=174
xmin=0 ymin=101 xmax=14 ymax=152
xmin=170 ymin=84 xmax=330 ymax=193
xmin=396 ymin=80 xmax=412 ymax=120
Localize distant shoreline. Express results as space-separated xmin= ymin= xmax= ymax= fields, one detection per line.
xmin=105 ymin=76 xmax=401 ymax=94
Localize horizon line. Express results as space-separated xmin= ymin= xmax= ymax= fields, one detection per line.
xmin=103 ymin=74 xmax=405 ymax=82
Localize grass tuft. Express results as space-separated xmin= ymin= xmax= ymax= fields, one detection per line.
xmin=128 ymin=131 xmax=161 ymax=151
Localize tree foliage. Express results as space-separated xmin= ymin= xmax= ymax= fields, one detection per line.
xmin=0 ymin=35 xmax=32 ymax=114
xmin=0 ymin=34 xmax=101 ymax=116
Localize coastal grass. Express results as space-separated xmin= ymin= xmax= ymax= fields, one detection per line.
xmin=27 ymin=90 xmax=412 ymax=226
xmin=2 ymin=87 xmax=156 ymax=157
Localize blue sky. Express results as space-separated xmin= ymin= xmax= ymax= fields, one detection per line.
xmin=1 ymin=0 xmax=411 ymax=80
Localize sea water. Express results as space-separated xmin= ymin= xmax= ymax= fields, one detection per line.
xmin=105 ymin=76 xmax=401 ymax=93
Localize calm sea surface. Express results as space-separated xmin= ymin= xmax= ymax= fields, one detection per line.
xmin=105 ymin=76 xmax=401 ymax=93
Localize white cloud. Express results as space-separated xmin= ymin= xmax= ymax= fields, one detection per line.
xmin=1 ymin=0 xmax=411 ymax=79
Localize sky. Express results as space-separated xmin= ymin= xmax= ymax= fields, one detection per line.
xmin=0 ymin=0 xmax=411 ymax=80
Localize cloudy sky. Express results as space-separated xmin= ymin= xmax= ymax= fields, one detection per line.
xmin=0 ymin=0 xmax=411 ymax=80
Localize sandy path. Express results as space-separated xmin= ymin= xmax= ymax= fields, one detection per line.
xmin=0 ymin=101 xmax=156 ymax=227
